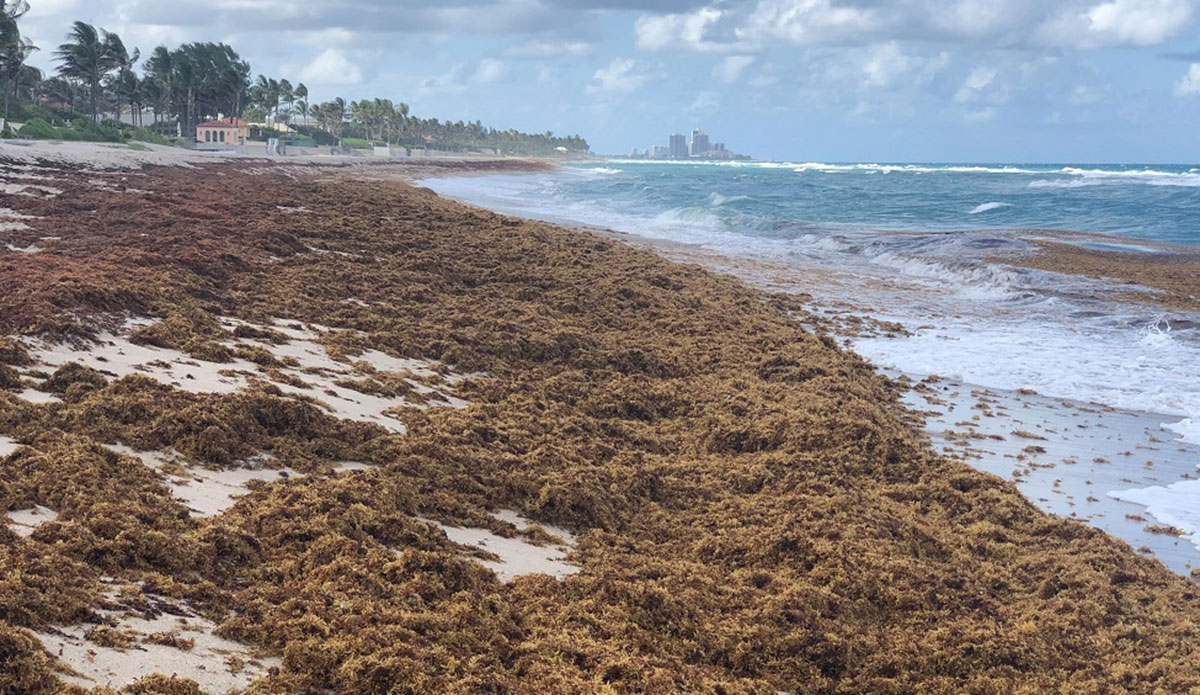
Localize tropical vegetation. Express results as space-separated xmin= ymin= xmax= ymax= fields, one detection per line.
xmin=0 ymin=2 xmax=589 ymax=154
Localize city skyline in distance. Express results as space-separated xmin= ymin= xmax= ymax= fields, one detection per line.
xmin=627 ymin=127 xmax=749 ymax=161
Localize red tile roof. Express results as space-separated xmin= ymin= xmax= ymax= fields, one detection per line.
xmin=197 ymin=118 xmax=249 ymax=128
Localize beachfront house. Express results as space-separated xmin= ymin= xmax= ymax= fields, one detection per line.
xmin=196 ymin=117 xmax=250 ymax=146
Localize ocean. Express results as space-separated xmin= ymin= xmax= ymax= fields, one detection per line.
xmin=423 ymin=160 xmax=1200 ymax=571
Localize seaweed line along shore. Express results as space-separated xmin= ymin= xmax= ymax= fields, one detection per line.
xmin=1 ymin=142 xmax=1199 ymax=695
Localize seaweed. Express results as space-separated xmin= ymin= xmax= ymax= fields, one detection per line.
xmin=0 ymin=156 xmax=1197 ymax=695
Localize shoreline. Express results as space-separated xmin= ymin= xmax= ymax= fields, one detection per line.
xmin=3 ymin=145 xmax=1200 ymax=693
xmin=419 ymin=167 xmax=1200 ymax=576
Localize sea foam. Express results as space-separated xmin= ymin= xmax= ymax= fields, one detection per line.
xmin=969 ymin=202 xmax=1010 ymax=214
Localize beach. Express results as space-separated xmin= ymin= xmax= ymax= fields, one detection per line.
xmin=2 ymin=143 xmax=1200 ymax=694
xmin=423 ymin=162 xmax=1200 ymax=576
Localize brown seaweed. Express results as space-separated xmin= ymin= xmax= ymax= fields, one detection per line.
xmin=0 ymin=157 xmax=1197 ymax=695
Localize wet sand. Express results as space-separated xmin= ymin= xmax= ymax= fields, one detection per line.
xmin=897 ymin=372 xmax=1200 ymax=575
xmin=991 ymin=233 xmax=1200 ymax=312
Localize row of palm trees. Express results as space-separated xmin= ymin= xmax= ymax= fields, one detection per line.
xmin=306 ymin=97 xmax=588 ymax=155
xmin=0 ymin=5 xmax=589 ymax=154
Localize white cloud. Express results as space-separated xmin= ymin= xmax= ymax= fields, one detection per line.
xmin=954 ymin=67 xmax=998 ymax=103
xmin=418 ymin=59 xmax=510 ymax=95
xmin=1174 ymin=63 xmax=1200 ymax=97
xmin=859 ymin=42 xmax=948 ymax=90
xmin=713 ymin=55 xmax=755 ymax=83
xmin=633 ymin=0 xmax=1200 ymax=53
xmin=963 ymin=106 xmax=997 ymax=122
xmin=586 ymin=57 xmax=658 ymax=96
xmin=299 ymin=49 xmax=363 ymax=85
xmin=689 ymin=90 xmax=719 ymax=111
xmin=744 ymin=0 xmax=878 ymax=45
xmin=635 ymin=7 xmax=750 ymax=52
xmin=504 ymin=40 xmax=592 ymax=59
xmin=288 ymin=28 xmax=358 ymax=48
xmin=1083 ymin=0 xmax=1195 ymax=46
xmin=418 ymin=65 xmax=469 ymax=96
xmin=472 ymin=58 xmax=507 ymax=83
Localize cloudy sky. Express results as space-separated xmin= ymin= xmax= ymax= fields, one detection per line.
xmin=20 ymin=0 xmax=1200 ymax=162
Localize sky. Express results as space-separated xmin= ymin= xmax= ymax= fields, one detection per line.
xmin=19 ymin=0 xmax=1200 ymax=163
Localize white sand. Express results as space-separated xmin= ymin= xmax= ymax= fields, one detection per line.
xmin=0 ymin=182 xmax=61 ymax=196
xmin=107 ymin=445 xmax=294 ymax=518
xmin=37 ymin=587 xmax=278 ymax=692
xmin=6 ymin=504 xmax=58 ymax=537
xmin=17 ymin=388 xmax=62 ymax=404
xmin=422 ymin=510 xmax=578 ymax=582
xmin=0 ymin=141 xmax=230 ymax=170
xmin=0 ymin=435 xmax=18 ymax=457
xmin=17 ymin=315 xmax=470 ymax=435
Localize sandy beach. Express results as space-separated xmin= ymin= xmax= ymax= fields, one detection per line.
xmin=2 ymin=142 xmax=1200 ymax=694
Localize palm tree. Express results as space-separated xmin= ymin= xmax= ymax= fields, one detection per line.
xmin=278 ymin=78 xmax=292 ymax=124
xmin=253 ymin=75 xmax=281 ymax=125
xmin=103 ymin=31 xmax=138 ymax=122
xmin=294 ymin=82 xmax=308 ymax=123
xmin=0 ymin=0 xmax=33 ymax=119
xmin=55 ymin=22 xmax=119 ymax=124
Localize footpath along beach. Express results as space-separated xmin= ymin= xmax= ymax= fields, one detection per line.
xmin=1 ymin=142 xmax=1199 ymax=694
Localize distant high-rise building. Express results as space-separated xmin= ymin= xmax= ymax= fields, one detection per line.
xmin=690 ymin=128 xmax=710 ymax=156
xmin=712 ymin=142 xmax=726 ymax=152
xmin=651 ymin=145 xmax=670 ymax=158
xmin=669 ymin=133 xmax=687 ymax=159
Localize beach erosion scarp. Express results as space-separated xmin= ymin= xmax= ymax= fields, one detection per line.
xmin=0 ymin=144 xmax=1199 ymax=694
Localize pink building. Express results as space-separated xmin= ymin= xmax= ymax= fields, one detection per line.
xmin=196 ymin=118 xmax=250 ymax=146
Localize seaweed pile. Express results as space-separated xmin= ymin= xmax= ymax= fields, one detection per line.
xmin=1 ymin=155 xmax=1199 ymax=695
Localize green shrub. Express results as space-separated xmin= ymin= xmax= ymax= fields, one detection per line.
xmin=17 ymin=118 xmax=59 ymax=139
xmin=129 ymin=127 xmax=172 ymax=146
xmin=291 ymin=124 xmax=338 ymax=146
xmin=340 ymin=137 xmax=371 ymax=149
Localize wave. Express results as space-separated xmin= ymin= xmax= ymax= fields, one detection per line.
xmin=615 ymin=159 xmax=1200 ymax=185
xmin=708 ymin=192 xmax=751 ymax=207
xmin=1164 ymin=418 xmax=1200 ymax=445
xmin=1028 ymin=179 xmax=1095 ymax=189
xmin=585 ymin=167 xmax=623 ymax=175
xmin=1058 ymin=167 xmax=1200 ymax=187
xmin=969 ymin=202 xmax=1010 ymax=214
xmin=652 ymin=206 xmax=726 ymax=230
xmin=1109 ymin=480 xmax=1200 ymax=548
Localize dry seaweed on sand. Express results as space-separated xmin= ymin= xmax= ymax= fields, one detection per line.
xmin=0 ymin=155 xmax=1198 ymax=695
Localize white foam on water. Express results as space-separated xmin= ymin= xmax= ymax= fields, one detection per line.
xmin=1163 ymin=418 xmax=1200 ymax=446
xmin=969 ymin=202 xmax=1010 ymax=214
xmin=709 ymin=192 xmax=751 ymax=206
xmin=1109 ymin=481 xmax=1200 ymax=551
xmin=854 ymin=317 xmax=1200 ymax=422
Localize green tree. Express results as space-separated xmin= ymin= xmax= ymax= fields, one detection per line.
xmin=54 ymin=21 xmax=120 ymax=124
xmin=102 ymin=30 xmax=138 ymax=122
xmin=294 ymin=82 xmax=308 ymax=122
xmin=0 ymin=0 xmax=35 ymax=119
